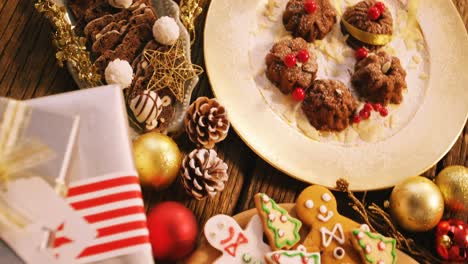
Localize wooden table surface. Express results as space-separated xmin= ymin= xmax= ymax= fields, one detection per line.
xmin=1 ymin=0 xmax=467 ymax=262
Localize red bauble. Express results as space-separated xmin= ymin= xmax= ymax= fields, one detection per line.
xmin=304 ymin=0 xmax=317 ymax=14
xmin=292 ymin=87 xmax=306 ymax=101
xmin=374 ymin=2 xmax=386 ymax=13
xmin=147 ymin=201 xmax=198 ymax=261
xmin=435 ymin=219 xmax=468 ymax=262
xmin=284 ymin=54 xmax=297 ymax=68
xmin=355 ymin=47 xmax=368 ymax=60
xmin=297 ymin=49 xmax=310 ymax=63
xmin=368 ymin=6 xmax=381 ymax=21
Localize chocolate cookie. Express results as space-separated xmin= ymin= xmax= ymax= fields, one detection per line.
xmin=341 ymin=0 xmax=393 ymax=50
xmin=265 ymin=38 xmax=318 ymax=94
xmin=352 ymin=51 xmax=406 ymax=105
xmin=283 ymin=0 xmax=337 ymax=42
xmin=302 ymin=80 xmax=358 ymax=132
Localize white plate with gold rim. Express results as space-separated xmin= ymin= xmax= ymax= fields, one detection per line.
xmin=204 ymin=0 xmax=468 ymax=190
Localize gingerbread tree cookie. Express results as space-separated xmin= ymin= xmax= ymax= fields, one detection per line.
xmin=254 ymin=193 xmax=302 ymax=250
xmin=265 ymin=245 xmax=321 ymax=264
xmin=350 ymin=229 xmax=397 ymax=264
xmin=295 ymin=185 xmax=362 ymax=263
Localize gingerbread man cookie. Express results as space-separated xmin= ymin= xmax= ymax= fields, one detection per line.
xmin=350 ymin=229 xmax=397 ymax=264
xmin=254 ymin=193 xmax=302 ymax=250
xmin=296 ymin=185 xmax=361 ymax=263
xmin=264 ymin=245 xmax=321 ymax=264
xmin=204 ymin=214 xmax=271 ymax=264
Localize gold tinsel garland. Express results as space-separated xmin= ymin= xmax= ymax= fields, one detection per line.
xmin=34 ymin=0 xmax=101 ymax=86
xmin=180 ymin=0 xmax=204 ymax=45
xmin=336 ymin=179 xmax=442 ymax=264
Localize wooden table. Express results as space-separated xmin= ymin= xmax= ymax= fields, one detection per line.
xmin=1 ymin=0 xmax=467 ymax=262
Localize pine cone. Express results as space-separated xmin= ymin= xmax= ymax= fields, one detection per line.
xmin=185 ymin=97 xmax=230 ymax=149
xmin=180 ymin=148 xmax=229 ymax=200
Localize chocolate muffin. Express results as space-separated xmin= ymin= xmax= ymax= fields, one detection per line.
xmin=352 ymin=51 xmax=406 ymax=105
xmin=283 ymin=0 xmax=337 ymax=42
xmin=265 ymin=38 xmax=318 ymax=94
xmin=341 ymin=0 xmax=393 ymax=50
xmin=302 ymin=80 xmax=358 ymax=132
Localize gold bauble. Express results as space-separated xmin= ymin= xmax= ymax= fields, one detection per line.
xmin=435 ymin=165 xmax=468 ymax=219
xmin=389 ymin=176 xmax=444 ymax=232
xmin=133 ymin=132 xmax=182 ymax=189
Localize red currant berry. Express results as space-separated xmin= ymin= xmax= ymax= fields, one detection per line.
xmin=355 ymin=47 xmax=368 ymax=60
xmin=353 ymin=115 xmax=361 ymax=124
xmin=372 ymin=103 xmax=383 ymax=112
xmin=363 ymin=102 xmax=373 ymax=112
xmin=304 ymin=0 xmax=317 ymax=14
xmin=292 ymin=87 xmax=306 ymax=101
xmin=368 ymin=6 xmax=381 ymax=21
xmin=284 ymin=54 xmax=297 ymax=68
xmin=359 ymin=109 xmax=371 ymax=120
xmin=374 ymin=2 xmax=386 ymax=13
xmin=297 ymin=49 xmax=310 ymax=63
xmin=379 ymin=107 xmax=388 ymax=117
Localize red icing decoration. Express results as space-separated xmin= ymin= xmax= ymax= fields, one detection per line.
xmin=378 ymin=241 xmax=386 ymax=251
xmin=292 ymin=87 xmax=306 ymax=101
xmin=223 ymin=233 xmax=248 ymax=257
xmin=273 ymin=253 xmax=281 ymax=262
xmin=302 ymin=256 xmax=309 ymax=264
xmin=220 ymin=226 xmax=236 ymax=245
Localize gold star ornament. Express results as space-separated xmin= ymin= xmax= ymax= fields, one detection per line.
xmin=144 ymin=39 xmax=203 ymax=102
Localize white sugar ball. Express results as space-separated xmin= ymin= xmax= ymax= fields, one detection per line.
xmin=105 ymin=59 xmax=134 ymax=89
xmin=108 ymin=0 xmax=133 ymax=9
xmin=152 ymin=16 xmax=180 ymax=45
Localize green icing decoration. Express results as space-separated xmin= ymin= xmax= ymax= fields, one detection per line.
xmin=352 ymin=229 xmax=397 ymax=264
xmin=259 ymin=194 xmax=302 ymax=249
xmin=277 ymin=251 xmax=320 ymax=264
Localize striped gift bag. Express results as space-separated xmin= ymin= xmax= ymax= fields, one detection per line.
xmin=54 ymin=173 xmax=152 ymax=264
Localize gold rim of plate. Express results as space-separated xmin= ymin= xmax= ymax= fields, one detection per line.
xmin=203 ymin=0 xmax=468 ymax=191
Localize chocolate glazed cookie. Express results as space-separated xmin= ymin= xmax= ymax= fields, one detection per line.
xmin=352 ymin=51 xmax=407 ymax=106
xmin=341 ymin=0 xmax=393 ymax=50
xmin=265 ymin=38 xmax=318 ymax=94
xmin=302 ymin=80 xmax=358 ymax=132
xmin=283 ymin=0 xmax=337 ymax=42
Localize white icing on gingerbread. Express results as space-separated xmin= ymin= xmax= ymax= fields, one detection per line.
xmin=280 ymin=214 xmax=288 ymax=223
xmin=322 ymin=193 xmax=331 ymax=202
xmin=365 ymin=244 xmax=372 ymax=254
xmin=262 ymin=194 xmax=270 ymax=203
xmin=264 ymin=248 xmax=321 ymax=264
xmin=320 ymin=223 xmax=345 ymax=247
xmin=278 ymin=229 xmax=285 ymax=238
xmin=378 ymin=241 xmax=386 ymax=251
xmin=333 ymin=247 xmax=345 ymax=259
xmin=360 ymin=224 xmax=370 ymax=232
xmin=357 ymin=231 xmax=365 ymax=239
xmin=319 ymin=205 xmax=327 ymax=214
xmin=204 ymin=214 xmax=270 ymax=263
xmin=317 ymin=211 xmax=334 ymax=222
xmin=377 ymin=260 xmax=385 ymax=264
xmin=305 ymin=200 xmax=314 ymax=208
xmin=268 ymin=213 xmax=276 ymax=222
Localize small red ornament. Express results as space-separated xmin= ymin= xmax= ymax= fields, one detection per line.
xmin=359 ymin=109 xmax=371 ymax=120
xmin=379 ymin=107 xmax=388 ymax=117
xmin=147 ymin=201 xmax=198 ymax=261
xmin=374 ymin=2 xmax=386 ymax=13
xmin=435 ymin=219 xmax=468 ymax=262
xmin=304 ymin=0 xmax=317 ymax=14
xmin=355 ymin=47 xmax=368 ymax=60
xmin=363 ymin=103 xmax=373 ymax=112
xmin=372 ymin=103 xmax=383 ymax=112
xmin=353 ymin=115 xmax=361 ymax=124
xmin=284 ymin=54 xmax=297 ymax=68
xmin=292 ymin=87 xmax=306 ymax=101
xmin=297 ymin=49 xmax=310 ymax=63
xmin=368 ymin=6 xmax=381 ymax=21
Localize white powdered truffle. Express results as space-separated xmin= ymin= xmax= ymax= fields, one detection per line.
xmin=152 ymin=16 xmax=180 ymax=45
xmin=108 ymin=0 xmax=133 ymax=9
xmin=105 ymin=59 xmax=134 ymax=89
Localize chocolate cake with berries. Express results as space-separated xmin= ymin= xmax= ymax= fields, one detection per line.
xmin=341 ymin=0 xmax=393 ymax=50
xmin=68 ymin=0 xmax=177 ymax=133
xmin=352 ymin=51 xmax=407 ymax=106
xmin=283 ymin=0 xmax=337 ymax=42
xmin=265 ymin=38 xmax=318 ymax=94
xmin=302 ymin=80 xmax=358 ymax=132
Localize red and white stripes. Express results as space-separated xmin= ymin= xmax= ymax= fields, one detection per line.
xmin=54 ymin=173 xmax=151 ymax=263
